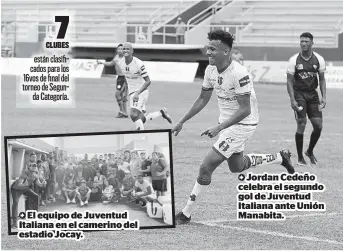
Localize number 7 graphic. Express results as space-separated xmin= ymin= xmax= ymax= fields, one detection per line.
xmin=55 ymin=16 xmax=69 ymax=39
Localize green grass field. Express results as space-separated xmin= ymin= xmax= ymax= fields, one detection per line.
xmin=2 ymin=75 xmax=343 ymax=250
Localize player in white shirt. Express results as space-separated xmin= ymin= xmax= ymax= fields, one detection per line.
xmin=231 ymin=48 xmax=244 ymax=66
xmin=98 ymin=44 xmax=128 ymax=118
xmin=117 ymin=42 xmax=172 ymax=130
xmin=133 ymin=173 xmax=156 ymax=207
xmin=172 ymin=30 xmax=295 ymax=224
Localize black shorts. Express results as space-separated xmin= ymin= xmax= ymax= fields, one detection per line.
xmin=294 ymin=90 xmax=322 ymax=119
xmin=152 ymin=179 xmax=167 ymax=192
xmin=116 ymin=75 xmax=127 ymax=91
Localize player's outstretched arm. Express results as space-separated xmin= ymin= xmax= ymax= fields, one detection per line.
xmin=97 ymin=59 xmax=115 ymax=67
xmin=172 ymin=88 xmax=213 ymax=136
xmin=287 ymin=73 xmax=299 ymax=111
xmin=318 ymin=72 xmax=327 ymax=109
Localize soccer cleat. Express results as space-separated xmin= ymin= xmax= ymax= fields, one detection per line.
xmin=80 ymin=201 xmax=84 ymax=207
xmin=305 ymin=150 xmax=318 ymax=165
xmin=116 ymin=112 xmax=125 ymax=118
xmin=66 ymin=199 xmax=71 ymax=204
xmin=84 ymin=200 xmax=88 ymax=205
xmin=160 ymin=108 xmax=172 ymax=124
xmin=279 ymin=149 xmax=295 ymax=174
xmin=297 ymin=157 xmax=309 ymax=166
xmin=175 ymin=212 xmax=191 ymax=225
xmin=71 ymin=198 xmax=76 ymax=204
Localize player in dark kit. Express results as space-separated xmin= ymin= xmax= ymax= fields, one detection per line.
xmin=97 ymin=44 xmax=128 ymax=118
xmin=286 ymin=32 xmax=326 ymax=166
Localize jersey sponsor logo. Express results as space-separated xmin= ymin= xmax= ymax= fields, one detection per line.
xmin=239 ymin=75 xmax=250 ymax=87
xmin=298 ymin=71 xmax=316 ymax=79
xmin=296 ymin=64 xmax=304 ymax=70
xmin=218 ymin=96 xmax=237 ymax=102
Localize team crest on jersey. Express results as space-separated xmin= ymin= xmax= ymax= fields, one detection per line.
xmin=218 ymin=76 xmax=223 ymax=85
xmin=296 ymin=64 xmax=304 ymax=70
xmin=218 ymin=137 xmax=235 ymax=152
xmin=238 ymin=75 xmax=250 ymax=87
xmin=219 ymin=141 xmax=230 ymax=152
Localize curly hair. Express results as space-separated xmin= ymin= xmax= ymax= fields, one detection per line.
xmin=207 ymin=29 xmax=234 ymax=48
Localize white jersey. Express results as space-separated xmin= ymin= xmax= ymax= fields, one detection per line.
xmin=117 ymin=56 xmax=149 ymax=93
xmin=118 ymin=162 xmax=130 ymax=173
xmin=202 ymin=61 xmax=259 ymax=125
xmin=135 ymin=179 xmax=154 ymax=194
xmin=112 ymin=54 xmax=124 ymax=64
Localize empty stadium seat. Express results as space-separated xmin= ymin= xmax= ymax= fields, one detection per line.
xmin=196 ymin=0 xmax=343 ymax=47
xmin=1 ymin=0 xmax=197 ymax=43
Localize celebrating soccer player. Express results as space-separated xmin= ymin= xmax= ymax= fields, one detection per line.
xmin=116 ymin=42 xmax=172 ymax=130
xmin=172 ymin=30 xmax=295 ymax=224
xmin=286 ymin=32 xmax=326 ymax=166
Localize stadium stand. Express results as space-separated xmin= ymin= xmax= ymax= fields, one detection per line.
xmin=187 ymin=0 xmax=343 ymax=47
xmin=1 ymin=0 xmax=197 ymax=44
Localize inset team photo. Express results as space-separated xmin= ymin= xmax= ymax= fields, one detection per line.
xmin=5 ymin=130 xmax=174 ymax=234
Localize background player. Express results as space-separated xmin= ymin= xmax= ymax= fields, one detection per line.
xmin=286 ymin=32 xmax=326 ymax=166
xmin=117 ymin=42 xmax=172 ymax=130
xmin=231 ymin=48 xmax=244 ymax=65
xmin=172 ymin=30 xmax=295 ymax=224
xmin=98 ymin=44 xmax=128 ymax=118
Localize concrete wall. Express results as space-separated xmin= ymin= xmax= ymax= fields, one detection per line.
xmin=122 ymin=132 xmax=170 ymax=157
xmin=63 ymin=135 xmax=123 ymax=154
xmin=11 ymin=148 xmax=25 ymax=180
xmin=7 ymin=138 xmax=55 ymax=180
